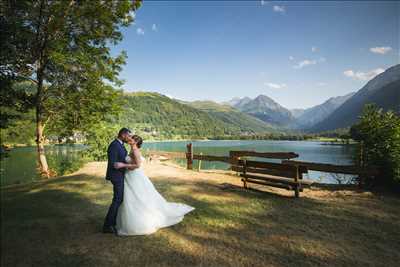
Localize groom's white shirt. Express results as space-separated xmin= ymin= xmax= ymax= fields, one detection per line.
xmin=116 ymin=138 xmax=124 ymax=145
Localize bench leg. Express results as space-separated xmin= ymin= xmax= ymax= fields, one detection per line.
xmin=294 ymin=185 xmax=300 ymax=198
xmin=241 ymin=178 xmax=248 ymax=189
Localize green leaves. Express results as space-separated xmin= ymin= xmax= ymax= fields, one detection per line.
xmin=84 ymin=121 xmax=121 ymax=161
xmin=1 ymin=0 xmax=140 ymax=174
xmin=2 ymin=0 xmax=139 ymax=130
xmin=351 ymin=104 xmax=400 ymax=190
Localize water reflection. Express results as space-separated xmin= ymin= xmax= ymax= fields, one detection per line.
xmin=1 ymin=145 xmax=86 ymax=186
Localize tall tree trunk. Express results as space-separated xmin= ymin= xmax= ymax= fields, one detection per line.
xmin=36 ymin=75 xmax=50 ymax=177
xmin=36 ymin=114 xmax=50 ymax=177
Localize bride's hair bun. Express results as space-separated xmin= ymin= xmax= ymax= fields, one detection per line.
xmin=132 ymin=135 xmax=143 ymax=148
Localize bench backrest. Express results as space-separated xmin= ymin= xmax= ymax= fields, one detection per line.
xmin=232 ymin=159 xmax=307 ymax=179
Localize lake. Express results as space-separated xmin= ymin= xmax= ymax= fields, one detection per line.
xmin=1 ymin=140 xmax=356 ymax=186
xmin=0 ymin=145 xmax=86 ymax=186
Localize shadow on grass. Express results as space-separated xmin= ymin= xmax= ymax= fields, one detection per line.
xmin=1 ymin=174 xmax=214 ymax=266
xmin=163 ymin=180 xmax=400 ymax=266
xmin=1 ymin=173 xmax=400 ymax=266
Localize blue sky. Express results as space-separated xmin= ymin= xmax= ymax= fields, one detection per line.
xmin=111 ymin=1 xmax=399 ymax=109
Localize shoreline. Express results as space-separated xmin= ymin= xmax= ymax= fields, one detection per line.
xmin=2 ymin=138 xmax=357 ymax=149
xmin=1 ymin=159 xmax=359 ymax=190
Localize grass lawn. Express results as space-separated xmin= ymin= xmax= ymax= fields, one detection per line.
xmin=1 ymin=161 xmax=399 ymax=266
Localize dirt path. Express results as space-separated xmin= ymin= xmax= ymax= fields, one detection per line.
xmin=76 ymin=160 xmax=373 ymax=200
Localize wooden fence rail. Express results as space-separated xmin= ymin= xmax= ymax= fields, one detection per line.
xmin=230 ymin=151 xmax=299 ymax=160
xmin=281 ymin=160 xmax=378 ymax=176
xmin=146 ymin=151 xmax=186 ymax=159
xmin=193 ymin=154 xmax=231 ymax=163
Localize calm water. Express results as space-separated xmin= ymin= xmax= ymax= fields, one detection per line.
xmin=1 ymin=140 xmax=356 ymax=186
xmin=0 ymin=145 xmax=86 ymax=186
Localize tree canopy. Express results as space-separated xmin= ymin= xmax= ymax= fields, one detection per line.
xmin=0 ymin=0 xmax=141 ymax=175
xmin=351 ymin=104 xmax=400 ymax=190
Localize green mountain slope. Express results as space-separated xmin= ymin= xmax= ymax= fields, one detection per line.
xmin=188 ymin=100 xmax=234 ymax=112
xmin=119 ymin=92 xmax=274 ymax=139
xmin=187 ymin=100 xmax=275 ymax=133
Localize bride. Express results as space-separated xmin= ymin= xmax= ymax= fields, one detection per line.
xmin=116 ymin=135 xmax=195 ymax=236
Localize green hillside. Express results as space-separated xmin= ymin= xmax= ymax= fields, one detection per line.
xmin=187 ymin=100 xmax=275 ymax=133
xmin=119 ymin=92 xmax=273 ymax=139
xmin=188 ymin=100 xmax=235 ymax=112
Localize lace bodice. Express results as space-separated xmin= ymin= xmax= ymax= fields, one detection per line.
xmin=125 ymin=155 xmax=145 ymax=164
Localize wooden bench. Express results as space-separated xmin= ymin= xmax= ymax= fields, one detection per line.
xmin=232 ymin=159 xmax=312 ymax=197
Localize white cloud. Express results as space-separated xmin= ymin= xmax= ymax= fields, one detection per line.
xmin=343 ymin=68 xmax=385 ymax=81
xmin=151 ymin=24 xmax=157 ymax=32
xmin=369 ymin=46 xmax=392 ymax=55
xmin=260 ymin=0 xmax=269 ymax=6
xmin=294 ymin=59 xmax=317 ymax=69
xmin=136 ymin=27 xmax=145 ymax=35
xmin=311 ymin=46 xmax=318 ymax=52
xmin=293 ymin=57 xmax=325 ymax=69
xmin=273 ymin=5 xmax=285 ymax=13
xmin=317 ymin=82 xmax=326 ymax=86
xmin=264 ymin=82 xmax=287 ymax=89
xmin=289 ymin=56 xmax=294 ymax=61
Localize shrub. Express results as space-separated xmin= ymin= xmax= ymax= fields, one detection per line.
xmin=84 ymin=122 xmax=121 ymax=161
xmin=350 ymin=104 xmax=400 ymax=191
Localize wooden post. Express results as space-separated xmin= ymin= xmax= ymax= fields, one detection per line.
xmin=243 ymin=159 xmax=248 ymax=189
xmin=186 ymin=143 xmax=193 ymax=170
xmin=294 ymin=165 xmax=300 ymax=198
xmin=358 ymin=142 xmax=364 ymax=188
xmin=198 ymin=152 xmax=202 ymax=172
xmin=229 ymin=151 xmax=239 ymax=171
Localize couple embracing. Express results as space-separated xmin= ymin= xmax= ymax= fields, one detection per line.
xmin=103 ymin=128 xmax=194 ymax=236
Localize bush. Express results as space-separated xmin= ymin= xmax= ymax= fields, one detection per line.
xmin=350 ymin=104 xmax=400 ymax=190
xmin=84 ymin=122 xmax=122 ymax=161
xmin=47 ymin=151 xmax=88 ymax=176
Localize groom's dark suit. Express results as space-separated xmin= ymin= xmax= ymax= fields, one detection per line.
xmin=103 ymin=139 xmax=128 ymax=228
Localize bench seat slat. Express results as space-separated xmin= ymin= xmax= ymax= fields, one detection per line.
xmin=241 ymin=178 xmax=293 ymax=190
xmin=233 ymin=165 xmax=297 ymax=178
xmin=238 ymin=160 xmax=298 ymax=172
xmin=241 ymin=173 xmax=313 ymax=186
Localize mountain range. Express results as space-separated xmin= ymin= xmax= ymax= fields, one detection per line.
xmin=227 ymin=95 xmax=295 ymax=126
xmin=312 ymin=64 xmax=400 ymax=131
xmin=290 ymin=92 xmax=355 ymax=129
xmin=224 ymin=64 xmax=399 ymax=131
xmin=124 ymin=64 xmax=399 ymax=137
xmin=120 ymin=92 xmax=275 ymax=140
xmin=225 ymin=92 xmax=354 ymax=129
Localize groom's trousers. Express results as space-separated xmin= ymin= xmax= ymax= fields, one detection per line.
xmin=104 ymin=178 xmax=124 ymax=227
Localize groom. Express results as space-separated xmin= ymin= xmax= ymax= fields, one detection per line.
xmin=103 ymin=127 xmax=137 ymax=234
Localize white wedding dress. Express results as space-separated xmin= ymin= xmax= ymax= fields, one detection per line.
xmin=116 ymin=155 xmax=195 ymax=236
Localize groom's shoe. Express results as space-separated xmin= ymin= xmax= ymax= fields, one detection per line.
xmin=102 ymin=225 xmax=117 ymax=234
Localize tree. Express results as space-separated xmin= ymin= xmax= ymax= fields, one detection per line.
xmin=1 ymin=0 xmax=141 ymax=176
xmin=350 ymin=104 xmax=400 ymax=190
